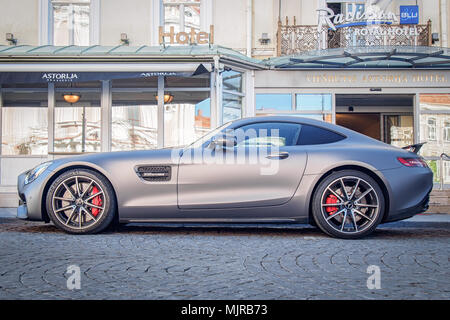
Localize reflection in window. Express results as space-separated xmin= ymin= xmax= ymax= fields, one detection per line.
xmin=427 ymin=118 xmax=437 ymax=141
xmin=1 ymin=108 xmax=48 ymax=155
xmin=444 ymin=122 xmax=450 ymax=143
xmin=296 ymin=94 xmax=332 ymax=111
xmin=234 ymin=122 xmax=302 ymax=147
xmin=223 ymin=93 xmax=242 ymax=123
xmin=222 ymin=70 xmax=243 ymax=123
xmin=256 ymin=94 xmax=291 ymax=111
xmin=1 ymin=91 xmax=48 ymax=155
xmin=52 ymin=0 xmax=90 ymax=46
xmin=163 ymin=0 xmax=200 ymax=34
xmin=54 ymin=106 xmax=100 ymax=153
xmin=164 ymin=94 xmax=211 ymax=148
xmin=112 ymin=105 xmax=158 ymax=151
xmin=419 ymin=94 xmax=450 ymax=159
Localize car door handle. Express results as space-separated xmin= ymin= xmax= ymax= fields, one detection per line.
xmin=266 ymin=152 xmax=289 ymax=160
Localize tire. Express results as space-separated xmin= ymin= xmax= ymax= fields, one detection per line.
xmin=46 ymin=169 xmax=116 ymax=234
xmin=311 ymin=170 xmax=385 ymax=239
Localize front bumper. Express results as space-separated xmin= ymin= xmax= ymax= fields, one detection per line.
xmin=16 ymin=170 xmax=50 ymax=222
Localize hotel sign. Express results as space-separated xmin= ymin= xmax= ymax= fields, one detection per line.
xmin=159 ymin=25 xmax=214 ymax=45
xmin=400 ymin=6 xmax=419 ymax=25
xmin=317 ymin=5 xmax=398 ymax=31
xmin=306 ymin=73 xmax=448 ymax=84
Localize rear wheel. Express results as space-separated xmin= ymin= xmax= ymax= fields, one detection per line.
xmin=46 ymin=169 xmax=116 ymax=234
xmin=311 ymin=170 xmax=385 ymax=239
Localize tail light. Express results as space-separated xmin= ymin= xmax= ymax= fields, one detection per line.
xmin=397 ymin=157 xmax=428 ymax=168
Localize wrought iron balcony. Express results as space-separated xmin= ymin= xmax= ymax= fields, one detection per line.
xmin=276 ymin=17 xmax=432 ymax=56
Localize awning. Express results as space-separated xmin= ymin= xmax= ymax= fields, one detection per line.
xmin=266 ymin=46 xmax=450 ymax=69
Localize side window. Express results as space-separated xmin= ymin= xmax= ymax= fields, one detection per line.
xmin=297 ymin=124 xmax=345 ymax=145
xmin=232 ymin=122 xmax=302 ymax=147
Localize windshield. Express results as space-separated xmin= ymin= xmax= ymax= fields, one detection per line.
xmin=188 ymin=122 xmax=232 ymax=149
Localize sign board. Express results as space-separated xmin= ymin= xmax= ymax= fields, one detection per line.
xmin=400 ymin=6 xmax=419 ymax=25
xmin=159 ymin=25 xmax=214 ymax=45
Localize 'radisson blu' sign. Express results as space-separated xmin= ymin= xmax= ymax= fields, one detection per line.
xmin=317 ymin=5 xmax=398 ymax=31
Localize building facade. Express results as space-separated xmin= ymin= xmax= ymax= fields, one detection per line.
xmin=0 ymin=0 xmax=449 ymax=206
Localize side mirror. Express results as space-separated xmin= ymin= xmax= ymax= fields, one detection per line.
xmin=210 ymin=135 xmax=237 ymax=148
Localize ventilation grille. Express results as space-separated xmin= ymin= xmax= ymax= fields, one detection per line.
xmin=136 ymin=166 xmax=171 ymax=182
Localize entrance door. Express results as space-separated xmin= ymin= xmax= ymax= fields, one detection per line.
xmin=335 ymin=94 xmax=414 ymax=145
xmin=336 ymin=113 xmax=381 ymax=140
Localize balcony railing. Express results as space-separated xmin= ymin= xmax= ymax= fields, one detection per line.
xmin=276 ymin=17 xmax=432 ymax=56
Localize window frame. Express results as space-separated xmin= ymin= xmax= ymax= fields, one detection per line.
xmin=427 ymin=117 xmax=437 ymax=141
xmin=40 ymin=0 xmax=100 ymax=45
xmin=230 ymin=121 xmax=303 ymax=148
xmin=161 ymin=0 xmax=201 ymax=34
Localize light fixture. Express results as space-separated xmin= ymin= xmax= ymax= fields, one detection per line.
xmin=258 ymin=33 xmax=270 ymax=45
xmin=6 ymin=33 xmax=17 ymax=45
xmin=156 ymin=93 xmax=174 ymax=103
xmin=63 ymin=93 xmax=81 ymax=104
xmin=120 ymin=33 xmax=129 ymax=45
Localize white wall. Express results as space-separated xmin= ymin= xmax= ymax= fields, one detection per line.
xmin=99 ymin=0 xmax=153 ymax=46
xmin=0 ymin=0 xmax=39 ymax=45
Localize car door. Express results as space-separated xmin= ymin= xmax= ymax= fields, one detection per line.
xmin=177 ymin=121 xmax=308 ymax=209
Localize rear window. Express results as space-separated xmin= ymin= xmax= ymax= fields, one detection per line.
xmin=297 ymin=124 xmax=345 ymax=145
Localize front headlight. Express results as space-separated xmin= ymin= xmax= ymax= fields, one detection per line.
xmin=24 ymin=161 xmax=53 ymax=185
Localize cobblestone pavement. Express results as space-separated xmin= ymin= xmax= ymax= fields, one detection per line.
xmin=0 ymin=216 xmax=449 ymax=300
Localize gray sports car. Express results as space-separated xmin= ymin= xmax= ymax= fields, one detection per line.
xmin=16 ymin=116 xmax=433 ymax=239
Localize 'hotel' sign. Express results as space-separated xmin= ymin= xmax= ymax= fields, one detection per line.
xmin=159 ymin=25 xmax=214 ymax=45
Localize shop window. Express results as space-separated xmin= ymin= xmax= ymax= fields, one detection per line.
xmin=112 ymin=91 xmax=158 ymax=151
xmin=296 ymin=94 xmax=332 ymax=112
xmin=1 ymin=91 xmax=48 ymax=155
xmin=256 ymin=94 xmax=292 ymax=112
xmin=52 ymin=0 xmax=90 ymax=46
xmin=54 ymin=90 xmax=101 ymax=153
xmin=164 ymin=93 xmax=211 ymax=148
xmin=222 ymin=70 xmax=244 ymax=123
xmin=163 ymin=0 xmax=201 ymax=33
xmin=419 ymin=94 xmax=450 ymax=186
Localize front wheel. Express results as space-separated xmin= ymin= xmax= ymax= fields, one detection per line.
xmin=46 ymin=169 xmax=116 ymax=234
xmin=311 ymin=170 xmax=385 ymax=239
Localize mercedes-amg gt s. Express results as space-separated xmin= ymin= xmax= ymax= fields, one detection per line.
xmin=16 ymin=116 xmax=433 ymax=238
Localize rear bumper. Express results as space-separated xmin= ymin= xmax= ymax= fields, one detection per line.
xmin=380 ymin=166 xmax=433 ymax=222
xmin=383 ymin=187 xmax=431 ymax=223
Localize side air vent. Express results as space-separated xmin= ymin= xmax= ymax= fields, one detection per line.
xmin=135 ymin=165 xmax=171 ymax=182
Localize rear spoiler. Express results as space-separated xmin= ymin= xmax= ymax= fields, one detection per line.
xmin=402 ymin=142 xmax=426 ymax=154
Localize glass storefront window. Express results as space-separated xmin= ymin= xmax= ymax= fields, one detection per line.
xmin=222 ymin=70 xmax=243 ymax=123
xmin=256 ymin=94 xmax=291 ymax=112
xmin=164 ymin=94 xmax=211 ymax=148
xmin=52 ymin=0 xmax=90 ymax=46
xmin=112 ymin=91 xmax=158 ymax=151
xmin=296 ymin=94 xmax=332 ymax=111
xmin=1 ymin=91 xmax=48 ymax=155
xmin=54 ymin=90 xmax=100 ymax=153
xmin=223 ymin=93 xmax=242 ymax=123
xmin=419 ymin=93 xmax=450 ymax=186
xmin=163 ymin=0 xmax=200 ymax=34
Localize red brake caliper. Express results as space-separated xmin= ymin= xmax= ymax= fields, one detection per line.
xmin=325 ymin=194 xmax=338 ymax=215
xmin=90 ymin=186 xmax=102 ymax=217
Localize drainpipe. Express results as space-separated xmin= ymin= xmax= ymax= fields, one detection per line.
xmin=246 ymin=0 xmax=253 ymax=57
xmin=440 ymin=0 xmax=448 ymax=48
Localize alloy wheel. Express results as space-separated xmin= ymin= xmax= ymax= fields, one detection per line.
xmin=320 ymin=176 xmax=380 ymax=234
xmin=51 ymin=176 xmax=106 ymax=230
